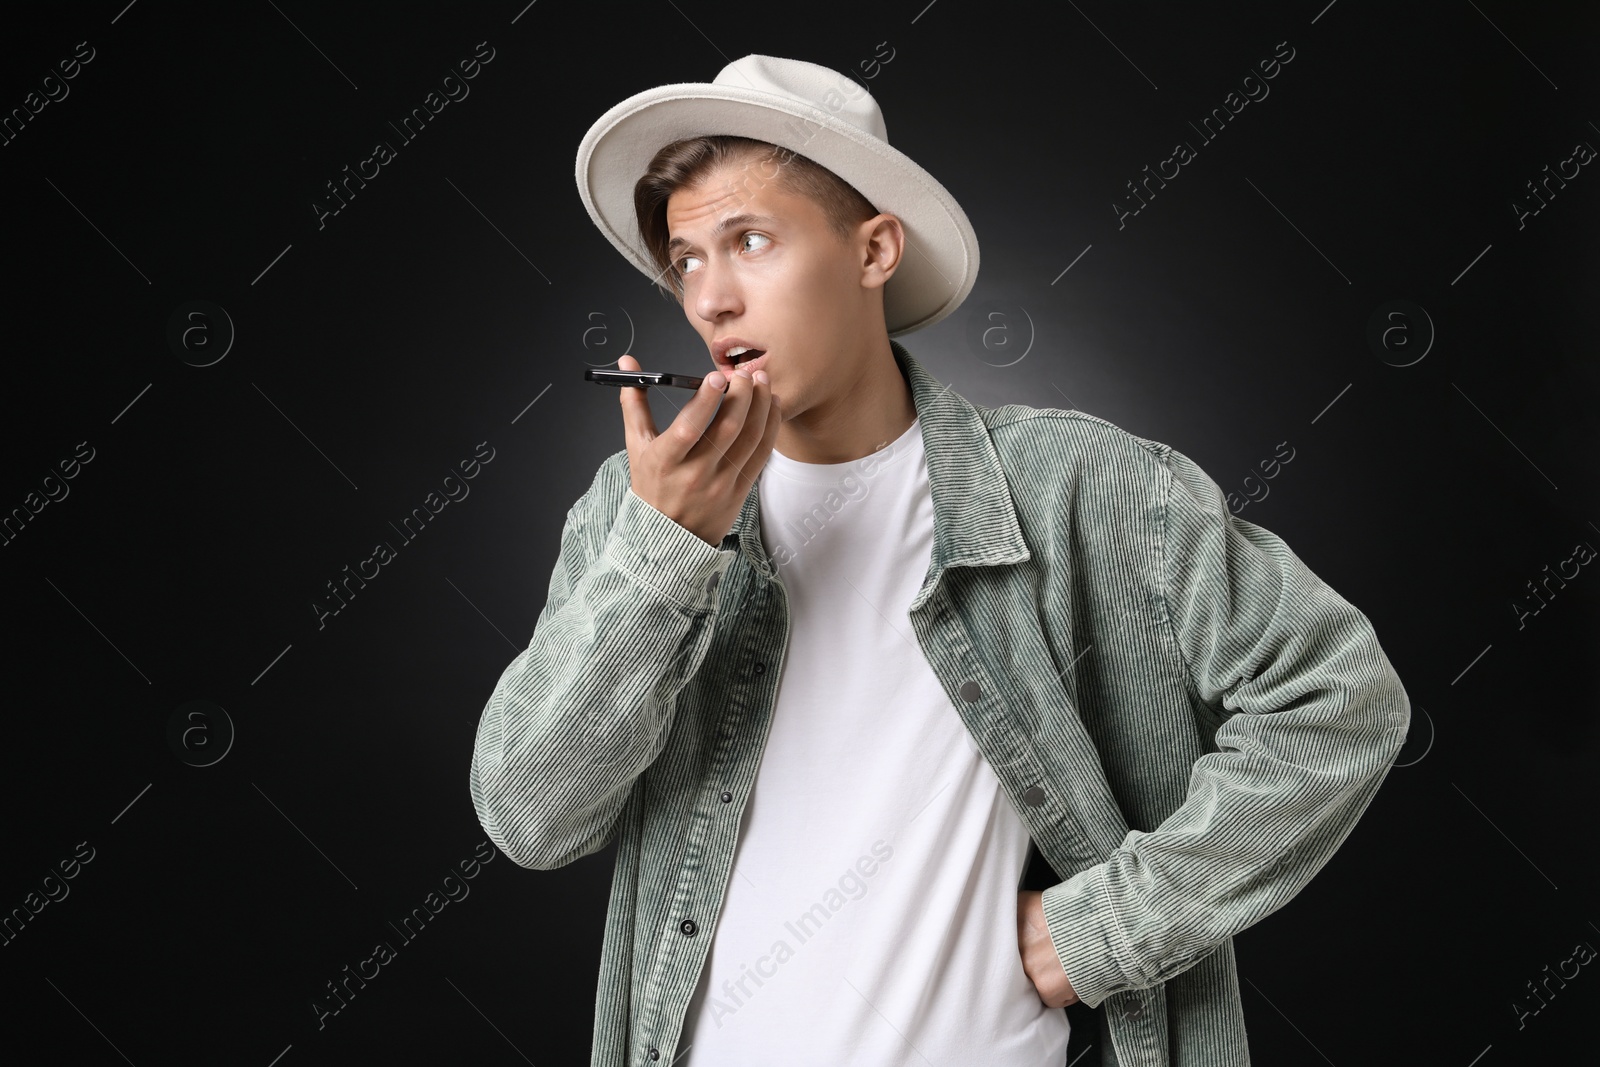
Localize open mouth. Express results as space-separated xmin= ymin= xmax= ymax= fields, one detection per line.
xmin=720 ymin=347 xmax=769 ymax=375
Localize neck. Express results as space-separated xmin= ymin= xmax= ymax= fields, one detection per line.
xmin=774 ymin=334 xmax=916 ymax=464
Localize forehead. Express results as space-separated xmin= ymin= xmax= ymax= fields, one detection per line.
xmin=664 ymin=158 xmax=818 ymax=238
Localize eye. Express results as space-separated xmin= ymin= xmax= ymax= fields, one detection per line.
xmin=740 ymin=232 xmax=771 ymax=252
xmin=676 ymin=254 xmax=703 ymax=277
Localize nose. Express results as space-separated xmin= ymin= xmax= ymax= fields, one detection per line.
xmin=692 ymin=253 xmax=743 ymax=325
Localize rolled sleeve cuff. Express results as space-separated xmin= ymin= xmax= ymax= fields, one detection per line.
xmin=602 ymin=487 xmax=737 ymax=614
xmin=1040 ymin=863 xmax=1135 ymax=1009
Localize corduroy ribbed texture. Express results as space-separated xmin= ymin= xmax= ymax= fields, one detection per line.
xmin=468 ymin=341 xmax=1410 ymax=1066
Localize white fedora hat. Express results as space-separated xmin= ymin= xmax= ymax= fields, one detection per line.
xmin=574 ymin=53 xmax=979 ymax=336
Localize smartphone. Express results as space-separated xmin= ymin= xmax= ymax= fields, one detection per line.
xmin=586 ymin=368 xmax=706 ymax=391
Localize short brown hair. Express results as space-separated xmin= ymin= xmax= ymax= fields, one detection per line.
xmin=634 ymin=135 xmax=879 ymax=300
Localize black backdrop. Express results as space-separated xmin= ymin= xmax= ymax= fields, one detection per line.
xmin=3 ymin=1 xmax=1597 ymax=1064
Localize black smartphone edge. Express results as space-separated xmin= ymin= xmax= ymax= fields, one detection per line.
xmin=585 ymin=368 xmax=707 ymax=391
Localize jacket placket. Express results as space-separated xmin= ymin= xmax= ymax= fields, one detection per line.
xmin=908 ymin=559 xmax=1175 ymax=1067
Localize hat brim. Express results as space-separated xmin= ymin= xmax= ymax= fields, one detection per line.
xmin=575 ymin=81 xmax=978 ymax=337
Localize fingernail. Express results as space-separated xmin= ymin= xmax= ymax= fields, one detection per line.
xmin=754 ymin=370 xmax=768 ymax=384
xmin=707 ymin=371 xmax=725 ymax=389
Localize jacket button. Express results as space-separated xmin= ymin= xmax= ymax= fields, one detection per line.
xmin=753 ymin=662 xmax=765 ymax=674
xmin=959 ymin=680 xmax=982 ymax=702
xmin=680 ymin=919 xmax=698 ymax=936
xmin=720 ymin=791 xmax=733 ymax=803
xmin=1023 ymin=785 xmax=1047 ymax=807
xmin=649 ymin=1049 xmax=660 ymax=1061
xmin=706 ymin=571 xmax=720 ymax=594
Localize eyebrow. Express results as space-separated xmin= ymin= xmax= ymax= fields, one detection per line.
xmin=666 ymin=213 xmax=779 ymax=258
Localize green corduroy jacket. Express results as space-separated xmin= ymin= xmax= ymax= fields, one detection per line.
xmin=469 ymin=339 xmax=1411 ymax=1066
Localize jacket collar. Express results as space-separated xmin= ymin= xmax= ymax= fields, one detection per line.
xmin=725 ymin=339 xmax=1031 ymax=608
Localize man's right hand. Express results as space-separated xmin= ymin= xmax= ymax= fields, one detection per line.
xmin=617 ymin=353 xmax=782 ymax=547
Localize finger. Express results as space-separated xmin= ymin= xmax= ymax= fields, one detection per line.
xmin=616 ymin=353 xmax=661 ymax=447
xmin=687 ymin=365 xmax=757 ymax=466
xmin=724 ymin=370 xmax=775 ymax=475
xmin=673 ymin=364 xmax=745 ymax=464
xmin=744 ymin=385 xmax=781 ymax=482
xmin=701 ymin=366 xmax=755 ymax=450
xmin=729 ymin=383 xmax=781 ymax=496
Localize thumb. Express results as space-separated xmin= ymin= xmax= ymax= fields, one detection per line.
xmin=616 ymin=354 xmax=657 ymax=444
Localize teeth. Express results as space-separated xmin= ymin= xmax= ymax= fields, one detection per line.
xmin=724 ymin=345 xmax=766 ymax=365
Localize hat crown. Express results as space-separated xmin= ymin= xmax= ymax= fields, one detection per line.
xmin=713 ymin=54 xmax=888 ymax=142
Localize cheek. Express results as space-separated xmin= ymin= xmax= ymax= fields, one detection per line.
xmin=783 ymin=255 xmax=852 ymax=307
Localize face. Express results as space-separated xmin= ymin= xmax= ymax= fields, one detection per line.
xmin=664 ymin=156 xmax=898 ymax=421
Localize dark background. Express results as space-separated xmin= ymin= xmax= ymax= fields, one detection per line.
xmin=2 ymin=1 xmax=1597 ymax=1064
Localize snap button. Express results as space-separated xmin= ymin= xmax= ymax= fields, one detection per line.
xmin=959 ymin=680 xmax=982 ymax=702
xmin=649 ymin=1048 xmax=660 ymax=1061
xmin=753 ymin=662 xmax=765 ymax=675
xmin=720 ymin=791 xmax=733 ymax=803
xmin=1023 ymin=785 xmax=1046 ymax=807
xmin=680 ymin=919 xmax=698 ymax=937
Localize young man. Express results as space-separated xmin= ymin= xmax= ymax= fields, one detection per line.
xmin=469 ymin=54 xmax=1410 ymax=1067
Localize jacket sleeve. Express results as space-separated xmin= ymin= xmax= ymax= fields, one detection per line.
xmin=469 ymin=452 xmax=739 ymax=871
xmin=1040 ymin=444 xmax=1412 ymax=1008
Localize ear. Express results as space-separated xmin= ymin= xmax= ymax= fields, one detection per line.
xmin=858 ymin=213 xmax=904 ymax=291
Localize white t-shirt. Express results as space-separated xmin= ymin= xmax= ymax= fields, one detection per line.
xmin=678 ymin=416 xmax=1071 ymax=1066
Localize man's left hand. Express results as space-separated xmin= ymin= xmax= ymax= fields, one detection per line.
xmin=1018 ymin=889 xmax=1080 ymax=1008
